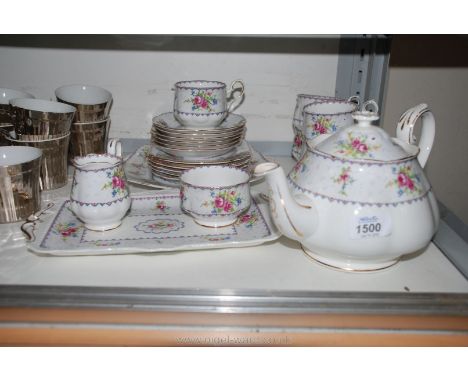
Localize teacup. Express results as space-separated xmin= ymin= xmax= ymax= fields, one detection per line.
xmin=291 ymin=95 xmax=359 ymax=160
xmin=180 ymin=166 xmax=251 ymax=227
xmin=302 ymin=99 xmax=359 ymax=140
xmin=173 ymin=80 xmax=245 ymax=127
xmin=70 ymin=152 xmax=131 ymax=231
xmin=292 ymin=94 xmax=343 ymax=131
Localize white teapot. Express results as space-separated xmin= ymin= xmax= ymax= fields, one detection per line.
xmin=255 ymin=102 xmax=439 ymax=271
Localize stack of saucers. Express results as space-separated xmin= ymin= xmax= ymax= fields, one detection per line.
xmin=151 ymin=112 xmax=245 ymax=158
xmin=149 ymin=112 xmax=250 ymax=184
xmin=147 ymin=141 xmax=252 ymax=185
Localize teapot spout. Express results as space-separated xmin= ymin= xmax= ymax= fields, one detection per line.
xmin=254 ymin=162 xmax=318 ymax=242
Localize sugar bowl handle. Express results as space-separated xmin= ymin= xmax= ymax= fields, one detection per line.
xmin=227 ymin=80 xmax=245 ymax=112
xmin=107 ymin=138 xmax=122 ymax=158
xmin=396 ymin=104 xmax=435 ymax=168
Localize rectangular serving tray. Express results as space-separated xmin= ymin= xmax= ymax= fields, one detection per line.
xmin=25 ymin=191 xmax=279 ymax=256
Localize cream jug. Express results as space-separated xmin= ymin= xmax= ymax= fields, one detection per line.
xmin=70 ymin=152 xmax=131 ymax=231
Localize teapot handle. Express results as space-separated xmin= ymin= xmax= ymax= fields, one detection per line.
xmin=396 ymin=103 xmax=435 ymax=168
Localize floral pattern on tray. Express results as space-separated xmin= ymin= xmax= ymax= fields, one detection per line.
xmin=26 ymin=192 xmax=279 ymax=256
xmin=51 ymin=222 xmax=83 ymax=241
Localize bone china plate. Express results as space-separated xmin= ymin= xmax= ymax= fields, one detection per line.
xmin=152 ymin=112 xmax=246 ymax=131
xmin=124 ymin=142 xmax=268 ymax=189
xmin=25 ymin=191 xmax=279 ymax=256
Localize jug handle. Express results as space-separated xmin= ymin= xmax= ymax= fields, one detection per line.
xmin=107 ymin=138 xmax=122 ymax=158
xmin=396 ymin=103 xmax=435 ymax=168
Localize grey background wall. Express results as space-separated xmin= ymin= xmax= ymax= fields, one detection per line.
xmin=0 ymin=36 xmax=339 ymax=142
xmin=1 ymin=35 xmax=467 ymax=223
xmin=382 ymin=36 xmax=468 ymax=224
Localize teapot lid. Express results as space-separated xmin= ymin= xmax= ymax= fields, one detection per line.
xmin=313 ymin=100 xmax=415 ymax=162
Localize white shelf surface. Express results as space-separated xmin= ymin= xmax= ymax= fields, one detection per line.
xmin=0 ymin=155 xmax=467 ymax=294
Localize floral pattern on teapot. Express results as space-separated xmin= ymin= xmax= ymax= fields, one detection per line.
xmin=287 ymin=150 xmax=430 ymax=206
xmin=289 ymin=158 xmax=307 ymax=181
xmin=335 ymin=132 xmax=381 ymax=159
xmin=387 ymin=165 xmax=422 ymax=197
xmin=332 ymin=166 xmax=355 ymax=196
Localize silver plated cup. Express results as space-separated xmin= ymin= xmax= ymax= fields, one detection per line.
xmin=0 ymin=88 xmax=35 ymax=146
xmin=0 ymin=146 xmax=42 ymax=223
xmin=69 ymin=118 xmax=111 ymax=160
xmin=10 ymin=98 xmax=75 ymax=136
xmin=7 ymin=132 xmax=71 ymax=190
xmin=55 ymin=84 xmax=112 ymax=122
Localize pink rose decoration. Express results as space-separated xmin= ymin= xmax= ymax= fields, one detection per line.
xmin=398 ymin=173 xmax=409 ymax=187
xmin=201 ymin=99 xmax=208 ymax=109
xmin=62 ymin=228 xmax=75 ymax=237
xmin=193 ymin=96 xmax=202 ymax=105
xmin=214 ymin=197 xmax=225 ymax=208
xmin=313 ymin=123 xmax=326 ymax=134
xmin=223 ymin=202 xmax=232 ymax=212
xmin=352 ymin=138 xmax=361 ymax=148
xmin=340 ymin=173 xmax=348 ymax=181
xmin=294 ymin=135 xmax=302 ymax=146
xmin=112 ymin=177 xmax=125 ymax=189
xmin=241 ymin=214 xmax=251 ymax=223
xmin=357 ymin=143 xmax=368 ymax=153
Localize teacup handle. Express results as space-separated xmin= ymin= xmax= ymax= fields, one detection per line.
xmin=347 ymin=95 xmax=361 ymax=106
xmin=107 ymin=138 xmax=122 ymax=158
xmin=346 ymin=96 xmax=361 ymax=108
xmin=396 ymin=103 xmax=435 ymax=169
xmin=226 ymin=80 xmax=245 ymax=113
